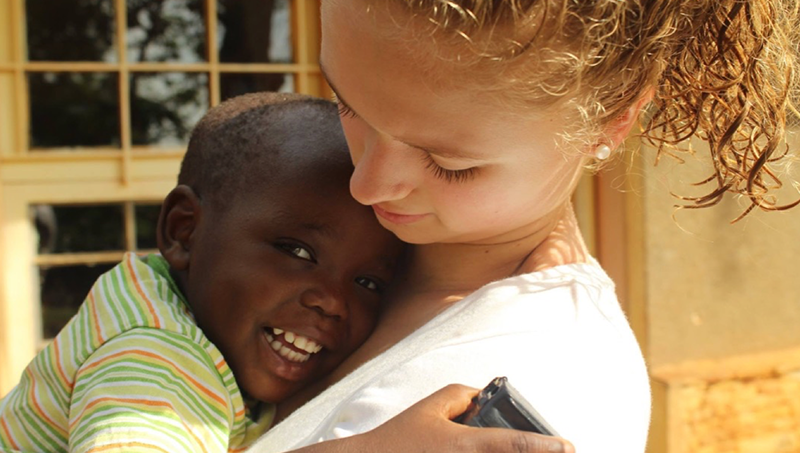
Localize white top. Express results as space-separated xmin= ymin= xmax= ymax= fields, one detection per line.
xmin=249 ymin=261 xmax=651 ymax=453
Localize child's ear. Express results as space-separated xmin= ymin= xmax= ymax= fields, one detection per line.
xmin=157 ymin=185 xmax=202 ymax=271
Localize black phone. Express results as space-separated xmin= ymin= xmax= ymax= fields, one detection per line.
xmin=454 ymin=376 xmax=559 ymax=437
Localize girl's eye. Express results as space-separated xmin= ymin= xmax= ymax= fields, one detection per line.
xmin=421 ymin=153 xmax=478 ymax=184
xmin=276 ymin=242 xmax=316 ymax=263
xmin=333 ymin=94 xmax=358 ymax=119
xmin=336 ymin=101 xmax=358 ymax=119
xmin=355 ymin=276 xmax=383 ymax=293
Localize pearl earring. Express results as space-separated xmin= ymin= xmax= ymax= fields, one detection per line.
xmin=594 ymin=144 xmax=612 ymax=160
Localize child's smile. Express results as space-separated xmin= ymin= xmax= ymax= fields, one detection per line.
xmin=266 ymin=328 xmax=323 ymax=363
xmin=258 ymin=324 xmax=339 ymax=382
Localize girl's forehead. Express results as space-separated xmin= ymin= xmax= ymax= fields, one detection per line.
xmin=326 ymin=2 xmax=531 ymax=103
xmin=325 ymin=0 xmax=580 ymax=113
xmin=354 ymin=0 xmax=562 ymax=55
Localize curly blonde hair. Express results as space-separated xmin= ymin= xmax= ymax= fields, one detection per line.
xmin=386 ymin=0 xmax=800 ymax=219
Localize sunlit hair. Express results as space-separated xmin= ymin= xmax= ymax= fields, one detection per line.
xmin=385 ymin=0 xmax=800 ymax=219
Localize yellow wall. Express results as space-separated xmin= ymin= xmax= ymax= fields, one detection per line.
xmin=642 ymin=133 xmax=800 ymax=368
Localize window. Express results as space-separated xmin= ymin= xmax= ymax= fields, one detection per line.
xmin=0 ymin=0 xmax=326 ymax=393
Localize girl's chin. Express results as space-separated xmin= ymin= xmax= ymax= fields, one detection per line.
xmin=377 ymin=221 xmax=437 ymax=244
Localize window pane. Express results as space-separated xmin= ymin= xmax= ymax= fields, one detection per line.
xmin=220 ymin=73 xmax=294 ymax=101
xmin=40 ymin=263 xmax=116 ymax=338
xmin=29 ymin=72 xmax=121 ymax=148
xmin=130 ymin=72 xmax=209 ymax=146
xmin=33 ymin=205 xmax=58 ymax=254
xmin=127 ymin=0 xmax=207 ymax=63
xmin=135 ymin=203 xmax=162 ymax=250
xmin=218 ymin=0 xmax=293 ymax=63
xmin=26 ymin=0 xmax=117 ymax=62
xmin=33 ymin=204 xmax=125 ymax=253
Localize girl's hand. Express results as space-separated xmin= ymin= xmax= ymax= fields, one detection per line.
xmin=358 ymin=384 xmax=575 ymax=453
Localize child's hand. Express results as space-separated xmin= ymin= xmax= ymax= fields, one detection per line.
xmin=360 ymin=384 xmax=575 ymax=453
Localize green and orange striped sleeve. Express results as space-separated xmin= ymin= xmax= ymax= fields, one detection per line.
xmin=68 ymin=327 xmax=234 ymax=453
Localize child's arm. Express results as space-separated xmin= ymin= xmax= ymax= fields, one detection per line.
xmin=68 ymin=328 xmax=243 ymax=453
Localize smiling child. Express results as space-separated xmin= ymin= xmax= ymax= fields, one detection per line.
xmin=0 ymin=92 xmax=403 ymax=453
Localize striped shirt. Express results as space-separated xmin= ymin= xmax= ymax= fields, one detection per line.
xmin=0 ymin=253 xmax=273 ymax=453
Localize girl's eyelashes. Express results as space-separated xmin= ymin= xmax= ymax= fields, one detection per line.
xmin=332 ymin=93 xmax=358 ymax=119
xmin=275 ymin=241 xmax=317 ymax=263
xmin=421 ymin=153 xmax=478 ymax=184
xmin=336 ymin=101 xmax=358 ymax=119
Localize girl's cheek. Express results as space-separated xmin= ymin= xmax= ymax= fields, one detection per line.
xmin=340 ymin=114 xmax=368 ymax=137
xmin=340 ymin=117 xmax=370 ymax=159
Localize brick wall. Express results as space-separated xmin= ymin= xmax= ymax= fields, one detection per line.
xmin=652 ymin=348 xmax=800 ymax=453
xmin=677 ymin=373 xmax=800 ymax=452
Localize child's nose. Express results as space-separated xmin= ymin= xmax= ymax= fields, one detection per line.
xmin=299 ymin=284 xmax=348 ymax=321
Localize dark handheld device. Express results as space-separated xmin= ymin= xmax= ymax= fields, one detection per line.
xmin=454 ymin=377 xmax=559 ymax=437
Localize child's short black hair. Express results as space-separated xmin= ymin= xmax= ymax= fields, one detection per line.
xmin=178 ymin=92 xmax=349 ymax=209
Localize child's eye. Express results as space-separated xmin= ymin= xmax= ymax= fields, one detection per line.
xmin=355 ymin=276 xmax=383 ymax=293
xmin=276 ymin=242 xmax=316 ymax=263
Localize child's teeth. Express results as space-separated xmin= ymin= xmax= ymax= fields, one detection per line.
xmin=273 ymin=343 xmax=310 ymax=363
xmin=292 ymin=334 xmax=321 ymax=354
xmin=265 ymin=332 xmax=303 ymax=360
xmin=270 ymin=328 xmax=323 ymax=355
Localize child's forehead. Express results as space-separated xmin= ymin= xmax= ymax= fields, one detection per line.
xmin=266 ymin=208 xmax=341 ymax=238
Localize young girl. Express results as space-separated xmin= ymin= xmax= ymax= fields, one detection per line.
xmin=248 ymin=1 xmax=799 ymax=452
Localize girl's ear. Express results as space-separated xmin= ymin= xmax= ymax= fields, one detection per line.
xmin=604 ymin=88 xmax=655 ymax=149
xmin=157 ymin=185 xmax=202 ymax=271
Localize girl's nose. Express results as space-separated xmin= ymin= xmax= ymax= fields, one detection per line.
xmin=349 ymin=134 xmax=417 ymax=206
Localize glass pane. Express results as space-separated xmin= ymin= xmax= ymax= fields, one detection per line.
xmin=33 ymin=205 xmax=58 ymax=254
xmin=40 ymin=263 xmax=116 ymax=338
xmin=130 ymin=72 xmax=209 ymax=146
xmin=220 ymin=73 xmax=294 ymax=101
xmin=217 ymin=0 xmax=293 ymax=63
xmin=26 ymin=0 xmax=116 ymax=62
xmin=135 ymin=203 xmax=162 ymax=250
xmin=33 ymin=204 xmax=125 ymax=253
xmin=127 ymin=0 xmax=207 ymax=63
xmin=29 ymin=72 xmax=121 ymax=148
